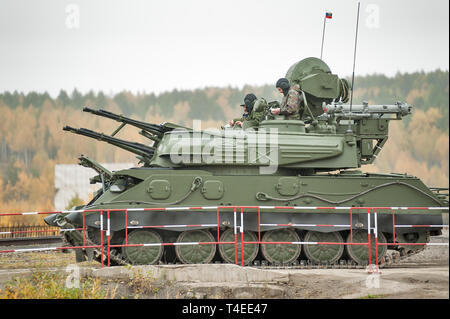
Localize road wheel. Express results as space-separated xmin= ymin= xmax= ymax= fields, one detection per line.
xmin=218 ymin=229 xmax=259 ymax=265
xmin=303 ymin=231 xmax=344 ymax=264
xmin=346 ymin=230 xmax=387 ymax=265
xmin=175 ymin=229 xmax=216 ymax=264
xmin=122 ymin=229 xmax=164 ymax=265
xmin=261 ymin=228 xmax=301 ymax=264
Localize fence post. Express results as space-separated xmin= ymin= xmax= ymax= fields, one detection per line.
xmin=350 ymin=207 xmax=353 ymax=244
xmin=107 ymin=210 xmax=111 ymax=267
xmin=234 ymin=207 xmax=237 ymax=265
xmin=367 ymin=208 xmax=372 ymax=272
xmin=100 ymin=211 xmax=104 ymax=268
xmin=374 ymin=208 xmax=380 ymax=273
xmin=392 ymin=208 xmax=396 ymax=243
xmin=240 ymin=207 xmax=244 ymax=267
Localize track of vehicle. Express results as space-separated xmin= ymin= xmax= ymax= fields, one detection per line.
xmin=1 ymin=231 xmax=433 ymax=269
xmin=1 ymin=223 xmax=447 ymax=270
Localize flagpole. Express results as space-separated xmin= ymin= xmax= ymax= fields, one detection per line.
xmin=320 ymin=15 xmax=326 ymax=59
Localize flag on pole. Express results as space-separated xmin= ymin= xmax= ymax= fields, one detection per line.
xmin=321 ymin=11 xmax=333 ymax=59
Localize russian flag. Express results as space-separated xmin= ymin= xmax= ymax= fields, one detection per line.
xmin=325 ymin=12 xmax=333 ymax=19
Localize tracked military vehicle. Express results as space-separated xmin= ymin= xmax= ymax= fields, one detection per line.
xmin=45 ymin=57 xmax=448 ymax=266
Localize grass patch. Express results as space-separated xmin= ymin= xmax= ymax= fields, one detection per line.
xmin=127 ymin=266 xmax=159 ymax=298
xmin=360 ymin=293 xmax=386 ymax=299
xmin=0 ymin=270 xmax=116 ymax=299
xmin=0 ymin=251 xmax=100 ymax=270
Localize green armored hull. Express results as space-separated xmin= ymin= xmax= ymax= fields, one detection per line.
xmin=45 ymin=58 xmax=448 ymax=266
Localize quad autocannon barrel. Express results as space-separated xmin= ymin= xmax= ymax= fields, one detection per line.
xmin=83 ymin=107 xmax=170 ymax=137
xmin=63 ymin=126 xmax=155 ymax=163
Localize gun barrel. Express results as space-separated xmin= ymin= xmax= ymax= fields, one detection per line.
xmin=83 ymin=107 xmax=168 ymax=136
xmin=325 ymin=102 xmax=412 ymax=117
xmin=63 ymin=126 xmax=155 ymax=160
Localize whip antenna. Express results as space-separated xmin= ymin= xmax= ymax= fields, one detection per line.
xmin=347 ymin=2 xmax=360 ymax=133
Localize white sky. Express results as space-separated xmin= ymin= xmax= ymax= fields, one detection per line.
xmin=0 ymin=0 xmax=448 ymax=97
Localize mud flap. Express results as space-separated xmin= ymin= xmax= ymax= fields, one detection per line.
xmin=75 ymin=249 xmax=87 ymax=262
xmin=85 ymin=248 xmax=94 ymax=261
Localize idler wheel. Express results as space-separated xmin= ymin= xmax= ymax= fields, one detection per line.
xmin=396 ymin=231 xmax=429 ymax=255
xmin=175 ymin=229 xmax=216 ymax=264
xmin=218 ymin=229 xmax=259 ymax=265
xmin=261 ymin=228 xmax=301 ymax=264
xmin=303 ymin=231 xmax=344 ymax=264
xmin=346 ymin=230 xmax=387 ymax=265
xmin=122 ymin=230 xmax=164 ymax=265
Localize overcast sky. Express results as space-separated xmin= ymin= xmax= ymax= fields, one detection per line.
xmin=0 ymin=0 xmax=448 ymax=96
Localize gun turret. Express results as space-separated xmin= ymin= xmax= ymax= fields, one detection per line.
xmin=63 ymin=126 xmax=155 ymax=164
xmin=82 ymin=107 xmax=170 ymax=138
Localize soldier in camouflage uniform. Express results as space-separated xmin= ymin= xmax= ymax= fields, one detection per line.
xmin=228 ymin=93 xmax=263 ymax=127
xmin=271 ymin=78 xmax=304 ymax=120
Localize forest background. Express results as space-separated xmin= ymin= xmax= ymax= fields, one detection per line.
xmin=0 ymin=70 xmax=448 ymax=224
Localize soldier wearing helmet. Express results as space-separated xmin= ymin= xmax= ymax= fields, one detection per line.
xmin=271 ymin=78 xmax=304 ymax=120
xmin=228 ymin=93 xmax=262 ymax=127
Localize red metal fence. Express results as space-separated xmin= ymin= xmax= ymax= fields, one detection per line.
xmin=0 ymin=224 xmax=59 ymax=238
xmin=0 ymin=206 xmax=448 ymax=272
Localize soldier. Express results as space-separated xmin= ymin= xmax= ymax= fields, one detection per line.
xmin=271 ymin=78 xmax=304 ymax=120
xmin=228 ymin=93 xmax=260 ymax=127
